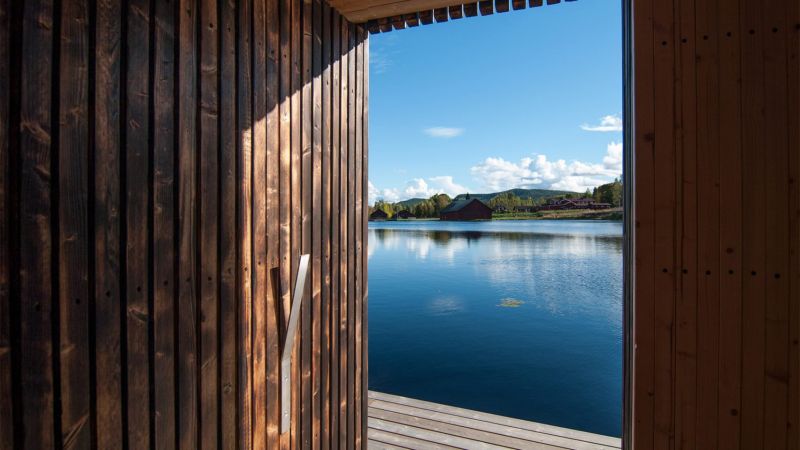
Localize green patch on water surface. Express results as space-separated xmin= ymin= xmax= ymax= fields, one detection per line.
xmin=498 ymin=298 xmax=525 ymax=308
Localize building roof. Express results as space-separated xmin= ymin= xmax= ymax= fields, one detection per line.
xmin=440 ymin=198 xmax=490 ymax=214
xmin=369 ymin=209 xmax=388 ymax=218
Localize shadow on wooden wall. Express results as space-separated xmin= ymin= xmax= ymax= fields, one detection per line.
xmin=0 ymin=0 xmax=369 ymax=448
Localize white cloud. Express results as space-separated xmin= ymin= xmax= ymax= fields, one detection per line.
xmin=369 ymin=176 xmax=472 ymax=205
xmin=470 ymin=142 xmax=623 ymax=193
xmin=402 ymin=176 xmax=470 ymax=198
xmin=403 ymin=178 xmax=436 ymax=198
xmin=428 ymin=176 xmax=470 ymax=197
xmin=581 ymin=114 xmax=623 ymax=132
xmin=368 ymin=180 xmax=400 ymax=204
xmin=603 ymin=141 xmax=623 ymax=172
xmin=424 ymin=127 xmax=464 ymax=138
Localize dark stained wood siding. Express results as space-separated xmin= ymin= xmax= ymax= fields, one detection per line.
xmin=0 ymin=0 xmax=368 ymax=448
xmin=632 ymin=0 xmax=800 ymax=449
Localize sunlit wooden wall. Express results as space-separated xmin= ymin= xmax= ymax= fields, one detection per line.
xmin=0 ymin=0 xmax=369 ymax=448
xmin=632 ymin=0 xmax=800 ymax=448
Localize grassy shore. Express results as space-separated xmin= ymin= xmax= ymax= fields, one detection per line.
xmin=492 ymin=207 xmax=623 ymax=221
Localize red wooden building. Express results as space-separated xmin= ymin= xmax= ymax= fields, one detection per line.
xmin=439 ymin=198 xmax=493 ymax=221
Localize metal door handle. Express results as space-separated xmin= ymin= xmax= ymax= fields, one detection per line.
xmin=281 ymin=254 xmax=310 ymax=434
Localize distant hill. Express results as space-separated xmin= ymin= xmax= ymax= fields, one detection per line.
xmin=453 ymin=188 xmax=578 ymax=202
xmin=394 ymin=197 xmax=428 ymax=209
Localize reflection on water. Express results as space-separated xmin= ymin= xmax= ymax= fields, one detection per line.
xmin=368 ymin=220 xmax=623 ymax=437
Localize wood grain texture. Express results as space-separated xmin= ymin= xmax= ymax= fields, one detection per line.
xmin=0 ymin=0 xmax=10 ymax=446
xmin=237 ymin=0 xmax=253 ymax=447
xmin=218 ymin=0 xmax=238 ymax=446
xmin=312 ymin=1 xmax=324 ymax=448
xmin=330 ymin=10 xmax=342 ymax=449
xmin=361 ymin=30 xmax=370 ymax=450
xmin=787 ymin=1 xmax=800 ymax=448
xmin=124 ymin=0 xmax=152 ymax=447
xmin=338 ymin=15 xmax=350 ymax=450
xmin=58 ymin=0 xmax=92 ymax=447
xmin=301 ymin=0 xmax=314 ymax=446
xmin=177 ymin=0 xmax=199 ymax=447
xmin=153 ymin=0 xmax=177 ymax=446
xmin=632 ymin=0 xmax=800 ymax=448
xmin=199 ymin=0 xmax=220 ymax=447
xmin=18 ymin=1 xmax=57 ymax=447
xmin=251 ymin=0 xmax=268 ymax=446
xmin=715 ymin=1 xmax=742 ymax=449
xmin=94 ymin=0 xmax=124 ymax=447
xmin=265 ymin=0 xmax=282 ymax=446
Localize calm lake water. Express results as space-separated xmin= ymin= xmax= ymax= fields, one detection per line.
xmin=367 ymin=220 xmax=623 ymax=437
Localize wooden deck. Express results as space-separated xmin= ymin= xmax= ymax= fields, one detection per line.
xmin=367 ymin=391 xmax=621 ymax=450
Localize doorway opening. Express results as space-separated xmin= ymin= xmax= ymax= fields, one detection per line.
xmin=365 ymin=1 xmax=631 ymax=447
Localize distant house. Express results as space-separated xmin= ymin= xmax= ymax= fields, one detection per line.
xmin=514 ymin=205 xmax=537 ymax=213
xmin=369 ymin=209 xmax=388 ymax=221
xmin=571 ymin=197 xmax=595 ymax=208
xmin=493 ymin=205 xmax=509 ymax=213
xmin=539 ymin=197 xmax=612 ymax=211
xmin=440 ymin=198 xmax=493 ymax=221
xmin=393 ymin=210 xmax=415 ymax=219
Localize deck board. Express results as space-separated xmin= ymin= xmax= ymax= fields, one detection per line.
xmin=368 ymin=391 xmax=621 ymax=450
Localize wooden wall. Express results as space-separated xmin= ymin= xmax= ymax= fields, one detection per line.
xmin=632 ymin=0 xmax=800 ymax=448
xmin=0 ymin=0 xmax=369 ymax=448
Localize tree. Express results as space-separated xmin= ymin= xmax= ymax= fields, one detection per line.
xmin=592 ymin=179 xmax=623 ymax=206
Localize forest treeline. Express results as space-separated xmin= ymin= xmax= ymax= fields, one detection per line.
xmin=369 ymin=179 xmax=623 ymax=219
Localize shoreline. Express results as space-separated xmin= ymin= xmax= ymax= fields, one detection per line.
xmin=372 ymin=208 xmax=624 ymax=222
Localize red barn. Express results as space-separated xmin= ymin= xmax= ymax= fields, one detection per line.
xmin=439 ymin=198 xmax=493 ymax=221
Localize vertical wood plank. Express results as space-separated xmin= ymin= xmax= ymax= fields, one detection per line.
xmin=290 ymin=0 xmax=302 ymax=445
xmin=265 ymin=0 xmax=282 ymax=445
xmin=740 ymin=1 xmax=767 ymax=447
xmin=251 ymin=0 xmax=268 ymax=446
xmin=0 ymin=0 xmax=11 ymax=446
xmin=94 ymin=0 xmax=124 ymax=447
xmin=320 ymin=5 xmax=332 ymax=450
xmin=124 ymin=0 xmax=151 ymax=447
xmin=152 ymin=0 xmax=177 ymax=446
xmin=716 ymin=1 xmax=743 ymax=448
xmin=651 ymin=1 xmax=677 ymax=448
xmin=58 ymin=0 xmax=92 ymax=447
xmin=329 ymin=11 xmax=341 ymax=449
xmin=632 ymin=0 xmax=656 ymax=445
xmin=361 ymin=29 xmax=370 ymax=450
xmin=278 ymin=0 xmax=291 ymax=444
xmin=761 ymin=0 xmax=790 ymax=447
xmin=237 ymin=0 xmax=253 ymax=447
xmin=353 ymin=24 xmax=364 ymax=450
xmin=676 ymin=0 xmax=698 ymax=446
xmin=199 ymin=0 xmax=220 ymax=447
xmin=787 ymin=0 xmax=800 ymax=447
xmin=694 ymin=0 xmax=720 ymax=447
xmin=177 ymin=0 xmax=199 ymax=447
xmin=19 ymin=0 xmax=57 ymax=446
xmin=346 ymin=23 xmax=356 ymax=450
xmin=339 ymin=19 xmax=352 ymax=448
xmin=301 ymin=0 xmax=313 ymax=447
xmin=218 ymin=0 xmax=237 ymax=447
xmin=311 ymin=0 xmax=323 ymax=448
xmin=338 ymin=16 xmax=349 ymax=450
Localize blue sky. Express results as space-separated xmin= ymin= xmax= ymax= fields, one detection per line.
xmin=368 ymin=0 xmax=622 ymax=204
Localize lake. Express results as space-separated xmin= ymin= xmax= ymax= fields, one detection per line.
xmin=367 ymin=220 xmax=623 ymax=437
